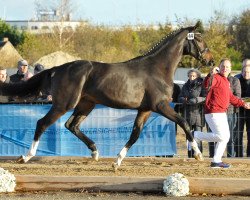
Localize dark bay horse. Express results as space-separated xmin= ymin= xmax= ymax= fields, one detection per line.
xmin=0 ymin=22 xmax=213 ymax=169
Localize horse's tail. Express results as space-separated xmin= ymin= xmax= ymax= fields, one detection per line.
xmin=0 ymin=69 xmax=51 ymax=97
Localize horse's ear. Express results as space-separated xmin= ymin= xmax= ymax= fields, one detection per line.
xmin=190 ymin=21 xmax=205 ymax=34
xmin=194 ymin=21 xmax=202 ymax=30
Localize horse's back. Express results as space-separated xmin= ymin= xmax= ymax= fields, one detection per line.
xmin=49 ymin=60 xmax=95 ymax=109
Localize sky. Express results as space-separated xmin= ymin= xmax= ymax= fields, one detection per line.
xmin=0 ymin=0 xmax=250 ymax=26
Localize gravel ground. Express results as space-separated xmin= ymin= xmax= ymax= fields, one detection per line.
xmin=1 ymin=157 xmax=250 ymax=178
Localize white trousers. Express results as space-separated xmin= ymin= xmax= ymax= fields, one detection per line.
xmin=194 ymin=113 xmax=230 ymax=163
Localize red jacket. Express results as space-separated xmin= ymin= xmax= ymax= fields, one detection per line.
xmin=204 ymin=73 xmax=244 ymax=114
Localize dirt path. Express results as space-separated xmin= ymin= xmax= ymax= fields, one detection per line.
xmin=1 ymin=157 xmax=250 ymax=178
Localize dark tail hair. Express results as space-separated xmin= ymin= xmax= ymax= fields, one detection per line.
xmin=0 ymin=70 xmax=51 ymax=97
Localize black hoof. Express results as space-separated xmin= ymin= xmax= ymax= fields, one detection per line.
xmin=16 ymin=155 xmax=25 ymax=164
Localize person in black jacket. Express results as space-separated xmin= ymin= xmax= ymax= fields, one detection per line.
xmin=238 ymin=60 xmax=250 ymax=157
xmin=10 ymin=59 xmax=33 ymax=83
xmin=178 ymin=69 xmax=205 ymax=158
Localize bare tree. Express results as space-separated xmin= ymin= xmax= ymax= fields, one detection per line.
xmin=34 ymin=0 xmax=76 ymax=50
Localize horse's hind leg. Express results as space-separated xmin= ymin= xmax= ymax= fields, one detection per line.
xmin=156 ymin=101 xmax=203 ymax=161
xmin=113 ymin=110 xmax=151 ymax=171
xmin=65 ymin=100 xmax=99 ymax=160
xmin=17 ymin=106 xmax=67 ymax=163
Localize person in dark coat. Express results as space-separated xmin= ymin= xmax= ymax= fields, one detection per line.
xmin=226 ymin=76 xmax=241 ymax=157
xmin=238 ymin=60 xmax=250 ymax=157
xmin=178 ymin=69 xmax=205 ymax=158
xmin=9 ymin=60 xmax=34 ymax=102
xmin=10 ymin=59 xmax=33 ymax=83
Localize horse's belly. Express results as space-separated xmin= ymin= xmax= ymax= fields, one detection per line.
xmin=86 ymin=87 xmax=144 ymax=109
xmin=86 ymin=75 xmax=146 ymax=108
xmin=101 ymin=90 xmax=144 ymax=108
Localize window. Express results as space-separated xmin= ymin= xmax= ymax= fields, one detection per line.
xmin=41 ymin=26 xmax=49 ymax=29
xmin=31 ymin=26 xmax=39 ymax=30
xmin=21 ymin=26 xmax=27 ymax=30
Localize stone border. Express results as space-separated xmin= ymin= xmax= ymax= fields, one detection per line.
xmin=15 ymin=175 xmax=250 ymax=196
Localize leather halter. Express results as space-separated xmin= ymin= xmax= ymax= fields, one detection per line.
xmin=187 ymin=33 xmax=211 ymax=66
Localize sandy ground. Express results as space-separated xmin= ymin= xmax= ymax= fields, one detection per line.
xmin=0 ymin=132 xmax=249 ymax=199
xmin=1 ymin=130 xmax=249 ymax=178
xmin=0 ymin=128 xmax=249 ymax=178
xmin=0 ymin=156 xmax=250 ymax=178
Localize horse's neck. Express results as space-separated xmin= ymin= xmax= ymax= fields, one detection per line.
xmin=152 ymin=30 xmax=188 ymax=77
xmin=128 ymin=29 xmax=184 ymax=63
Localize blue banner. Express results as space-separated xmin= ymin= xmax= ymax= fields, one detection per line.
xmin=0 ymin=104 xmax=176 ymax=157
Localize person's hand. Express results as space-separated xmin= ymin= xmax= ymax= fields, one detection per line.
xmin=47 ymin=95 xmax=52 ymax=101
xmin=243 ymin=102 xmax=250 ymax=109
xmin=210 ymin=66 xmax=219 ymax=75
xmin=196 ymin=97 xmax=205 ymax=103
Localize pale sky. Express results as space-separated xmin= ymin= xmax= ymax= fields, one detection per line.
xmin=0 ymin=0 xmax=249 ymax=26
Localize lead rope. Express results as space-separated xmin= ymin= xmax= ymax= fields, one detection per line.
xmin=206 ymin=74 xmax=214 ymax=94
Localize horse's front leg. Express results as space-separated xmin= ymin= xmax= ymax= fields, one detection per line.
xmin=17 ymin=107 xmax=66 ymax=163
xmin=113 ymin=111 xmax=151 ymax=171
xmin=156 ymin=101 xmax=203 ymax=161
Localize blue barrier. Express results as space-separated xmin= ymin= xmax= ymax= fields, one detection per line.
xmin=0 ymin=104 xmax=176 ymax=157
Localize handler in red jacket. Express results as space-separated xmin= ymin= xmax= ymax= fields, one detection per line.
xmin=194 ymin=58 xmax=250 ymax=168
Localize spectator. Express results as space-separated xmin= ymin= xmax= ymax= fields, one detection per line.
xmin=33 ymin=63 xmax=52 ymax=102
xmin=0 ymin=67 xmax=11 ymax=102
xmin=193 ymin=58 xmax=250 ymax=168
xmin=235 ymin=59 xmax=250 ymax=79
xmin=34 ymin=63 xmax=45 ymax=75
xmin=178 ymin=69 xmax=205 ymax=158
xmin=227 ymin=74 xmax=241 ymax=157
xmin=10 ymin=59 xmax=33 ymax=83
xmin=10 ymin=60 xmax=33 ymax=102
xmin=238 ymin=59 xmax=250 ymax=157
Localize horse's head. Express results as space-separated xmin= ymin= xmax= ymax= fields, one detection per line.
xmin=184 ymin=22 xmax=214 ymax=67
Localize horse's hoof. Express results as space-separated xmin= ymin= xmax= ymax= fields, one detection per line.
xmin=16 ymin=155 xmax=25 ymax=164
xmin=91 ymin=151 xmax=99 ymax=161
xmin=194 ymin=153 xmax=204 ymax=161
xmin=112 ymin=163 xmax=119 ymax=172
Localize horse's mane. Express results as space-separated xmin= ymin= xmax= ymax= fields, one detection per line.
xmin=127 ymin=27 xmax=186 ymax=63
